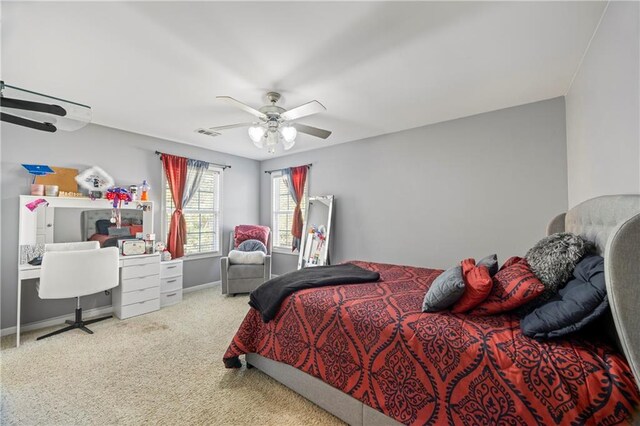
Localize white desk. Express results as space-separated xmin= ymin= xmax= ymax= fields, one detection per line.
xmin=16 ymin=253 xmax=160 ymax=347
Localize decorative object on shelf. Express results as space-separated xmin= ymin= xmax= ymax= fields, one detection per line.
xmin=75 ymin=166 xmax=115 ymax=199
xmin=58 ymin=191 xmax=85 ymax=198
xmin=106 ymin=187 xmax=132 ymax=208
xmin=139 ymin=180 xmax=150 ymax=201
xmin=155 ymin=241 xmax=166 ymax=252
xmin=106 ymin=187 xmax=133 ymax=228
xmin=118 ymin=239 xmax=146 ymax=256
xmin=31 ymin=185 xmax=45 ymax=196
xmin=21 ymin=164 xmax=54 ymax=195
xmin=198 ymin=91 xmax=332 ymax=154
xmin=135 ymin=232 xmax=157 ymax=254
xmin=161 ymin=250 xmax=172 ymax=261
xmin=25 ymin=198 xmax=49 ymax=212
xmin=136 ymin=202 xmax=152 ymax=212
xmin=44 ymin=185 xmax=59 ymax=197
xmin=0 ymin=81 xmax=91 ymax=133
xmin=129 ymin=185 xmax=138 ymax=201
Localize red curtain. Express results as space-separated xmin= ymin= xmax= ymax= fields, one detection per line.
xmin=289 ymin=166 xmax=308 ymax=251
xmin=162 ymin=154 xmax=188 ymax=258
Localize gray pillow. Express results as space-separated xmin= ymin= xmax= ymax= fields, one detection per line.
xmin=237 ymin=239 xmax=267 ymax=253
xmin=107 ymin=227 xmax=131 ymax=237
xmin=477 ymin=254 xmax=498 ymax=276
xmin=422 ymin=266 xmax=465 ymax=312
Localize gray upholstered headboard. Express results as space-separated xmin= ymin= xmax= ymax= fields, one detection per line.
xmin=81 ymin=209 xmax=143 ymax=240
xmin=547 ymin=194 xmax=640 ymax=388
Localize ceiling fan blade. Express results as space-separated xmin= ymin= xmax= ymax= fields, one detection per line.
xmin=293 ymin=123 xmax=332 ymax=139
xmin=281 ymin=100 xmax=326 ymax=121
xmin=208 ymin=122 xmax=256 ymax=131
xmin=217 ymin=96 xmax=267 ymax=119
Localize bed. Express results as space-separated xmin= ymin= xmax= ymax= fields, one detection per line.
xmin=224 ymin=195 xmax=640 ymax=425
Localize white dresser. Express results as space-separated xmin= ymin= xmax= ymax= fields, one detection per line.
xmin=160 ymin=259 xmax=183 ymax=307
xmin=113 ymin=253 xmax=161 ymax=319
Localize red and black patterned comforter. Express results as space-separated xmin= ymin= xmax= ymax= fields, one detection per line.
xmin=223 ymin=261 xmax=639 ymax=425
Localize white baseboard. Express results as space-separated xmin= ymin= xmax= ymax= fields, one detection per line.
xmin=1 ymin=305 xmax=114 ymax=338
xmin=1 ymin=281 xmax=220 ymax=337
xmin=183 ymin=281 xmax=219 ymax=294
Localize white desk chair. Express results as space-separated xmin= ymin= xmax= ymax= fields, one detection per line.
xmin=37 ymin=242 xmax=119 ymax=341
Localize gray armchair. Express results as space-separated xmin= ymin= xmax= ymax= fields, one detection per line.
xmin=221 ymin=232 xmax=272 ymax=296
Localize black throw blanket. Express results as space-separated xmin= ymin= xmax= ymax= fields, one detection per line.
xmin=249 ymin=263 xmax=380 ymax=322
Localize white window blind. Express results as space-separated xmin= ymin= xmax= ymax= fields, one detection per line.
xmin=272 ymin=172 xmax=307 ymax=250
xmin=164 ymin=168 xmax=221 ymax=255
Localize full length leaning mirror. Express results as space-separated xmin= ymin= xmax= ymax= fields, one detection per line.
xmin=298 ymin=195 xmax=334 ymax=269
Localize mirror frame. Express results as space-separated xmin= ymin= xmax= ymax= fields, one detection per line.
xmin=298 ymin=195 xmax=334 ymax=269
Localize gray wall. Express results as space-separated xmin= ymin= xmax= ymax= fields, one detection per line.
xmin=566 ymin=2 xmax=640 ymax=208
xmin=1 ymin=123 xmax=259 ymax=328
xmin=260 ymin=98 xmax=568 ymax=275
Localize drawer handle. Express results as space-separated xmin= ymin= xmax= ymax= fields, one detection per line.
xmin=166 ymin=266 xmax=177 ymax=269
xmin=166 ymin=293 xmax=177 ymax=297
xmin=127 ymin=274 xmax=156 ymax=280
xmin=167 ymin=279 xmax=177 ymax=283
xmin=138 ymin=300 xmax=146 ymax=305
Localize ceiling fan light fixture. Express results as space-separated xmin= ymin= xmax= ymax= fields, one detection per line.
xmin=281 ymin=125 xmax=297 ymax=143
xmin=248 ymin=125 xmax=265 ymax=143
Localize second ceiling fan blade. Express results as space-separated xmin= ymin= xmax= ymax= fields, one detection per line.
xmin=281 ymin=100 xmax=326 ymax=121
xmin=217 ymin=96 xmax=267 ymax=120
xmin=293 ymin=123 xmax=332 ymax=139
xmin=208 ymin=122 xmax=256 ymax=131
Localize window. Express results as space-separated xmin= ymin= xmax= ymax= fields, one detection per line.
xmin=272 ymin=172 xmax=307 ymax=251
xmin=164 ymin=167 xmax=222 ymax=256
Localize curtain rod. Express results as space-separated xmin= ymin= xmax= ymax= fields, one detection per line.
xmin=154 ymin=151 xmax=231 ymax=170
xmin=264 ymin=163 xmax=312 ymax=174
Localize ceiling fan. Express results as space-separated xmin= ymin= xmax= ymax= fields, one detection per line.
xmin=197 ymin=92 xmax=332 ymax=154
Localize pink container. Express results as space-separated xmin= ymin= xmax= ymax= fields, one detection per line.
xmin=30 ymin=184 xmax=45 ymax=196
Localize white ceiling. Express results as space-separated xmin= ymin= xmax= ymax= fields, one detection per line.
xmin=2 ymin=1 xmax=605 ymax=160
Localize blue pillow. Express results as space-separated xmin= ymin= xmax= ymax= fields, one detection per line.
xmin=237 ymin=239 xmax=267 ymax=253
xmin=520 ymin=254 xmax=608 ymax=339
xmin=96 ymin=219 xmax=112 ymax=235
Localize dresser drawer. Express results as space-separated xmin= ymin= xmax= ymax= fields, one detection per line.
xmin=161 ymin=262 xmax=182 ymax=278
xmin=121 ymin=274 xmax=160 ymax=292
xmin=121 ymin=286 xmax=160 ymax=305
xmin=161 ymin=276 xmax=183 ymax=293
xmin=121 ymin=262 xmax=159 ymax=280
xmin=160 ymin=289 xmax=183 ymax=307
xmin=119 ymin=298 xmax=160 ymax=319
xmin=121 ymin=255 xmax=158 ymax=267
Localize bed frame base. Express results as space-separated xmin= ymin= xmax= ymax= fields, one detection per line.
xmin=245 ymin=353 xmax=402 ymax=426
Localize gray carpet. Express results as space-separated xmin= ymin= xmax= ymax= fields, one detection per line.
xmin=0 ymin=285 xmax=344 ymax=425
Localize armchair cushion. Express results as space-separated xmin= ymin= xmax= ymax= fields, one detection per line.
xmin=228 ymin=250 xmax=265 ymax=265
xmin=228 ymin=264 xmax=266 ymax=280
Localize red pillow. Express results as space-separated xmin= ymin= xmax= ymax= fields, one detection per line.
xmin=130 ymin=225 xmax=143 ymax=236
xmin=500 ymin=256 xmax=523 ymax=271
xmin=452 ymin=259 xmax=493 ymax=313
xmin=470 ymin=260 xmax=545 ymax=316
xmin=234 ymin=225 xmax=270 ymax=248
